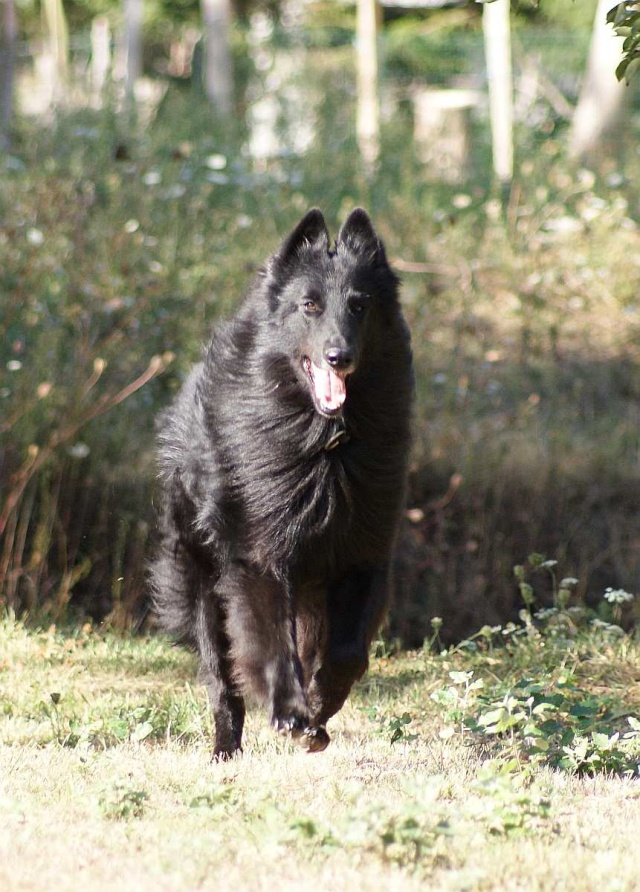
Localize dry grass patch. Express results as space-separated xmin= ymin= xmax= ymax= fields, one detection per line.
xmin=1 ymin=615 xmax=639 ymax=891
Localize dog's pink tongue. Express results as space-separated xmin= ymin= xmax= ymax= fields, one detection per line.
xmin=312 ymin=362 xmax=346 ymax=412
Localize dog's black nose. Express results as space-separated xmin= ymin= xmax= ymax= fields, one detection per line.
xmin=324 ymin=346 xmax=354 ymax=370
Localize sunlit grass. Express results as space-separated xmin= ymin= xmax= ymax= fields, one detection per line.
xmin=1 ymin=612 xmax=639 ymax=889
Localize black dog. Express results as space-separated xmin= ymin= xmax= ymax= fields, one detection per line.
xmin=152 ymin=208 xmax=413 ymax=758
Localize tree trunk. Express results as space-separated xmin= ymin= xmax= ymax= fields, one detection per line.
xmin=123 ymin=0 xmax=143 ymax=100
xmin=356 ymin=0 xmax=380 ymax=174
xmin=91 ymin=15 xmax=111 ymax=104
xmin=201 ymin=0 xmax=233 ymax=114
xmin=483 ymin=0 xmax=513 ymax=184
xmin=0 ymin=0 xmax=17 ymax=149
xmin=41 ymin=0 xmax=69 ymax=104
xmin=569 ymin=0 xmax=626 ymax=160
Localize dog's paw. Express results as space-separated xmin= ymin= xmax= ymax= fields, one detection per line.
xmin=212 ymin=746 xmax=242 ymax=763
xmin=273 ymin=714 xmax=307 ymax=738
xmin=272 ymin=715 xmax=329 ymax=752
xmin=298 ymin=725 xmax=330 ymax=753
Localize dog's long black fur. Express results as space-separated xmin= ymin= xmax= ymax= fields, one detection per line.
xmin=151 ymin=208 xmax=413 ymax=758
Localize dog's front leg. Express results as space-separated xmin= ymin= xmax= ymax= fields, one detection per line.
xmin=222 ymin=564 xmax=330 ymax=752
xmin=307 ymin=566 xmax=389 ymax=726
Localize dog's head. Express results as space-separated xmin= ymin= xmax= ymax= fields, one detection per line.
xmin=261 ymin=208 xmax=399 ymax=418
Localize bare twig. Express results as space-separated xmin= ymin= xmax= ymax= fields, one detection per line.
xmin=0 ymin=353 xmax=173 ymax=539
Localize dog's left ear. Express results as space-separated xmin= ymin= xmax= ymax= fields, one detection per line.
xmin=337 ymin=208 xmax=387 ymax=263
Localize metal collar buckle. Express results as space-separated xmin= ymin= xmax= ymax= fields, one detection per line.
xmin=324 ymin=419 xmax=349 ymax=451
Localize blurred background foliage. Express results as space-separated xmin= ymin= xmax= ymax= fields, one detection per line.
xmin=2 ymin=0 xmax=640 ymax=642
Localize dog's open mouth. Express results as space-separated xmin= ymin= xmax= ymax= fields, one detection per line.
xmin=302 ymin=357 xmax=347 ymax=416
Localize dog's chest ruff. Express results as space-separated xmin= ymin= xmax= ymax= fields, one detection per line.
xmin=220 ymin=409 xmax=356 ymax=571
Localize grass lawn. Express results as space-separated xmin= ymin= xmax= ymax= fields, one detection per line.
xmin=1 ymin=611 xmax=639 ymax=891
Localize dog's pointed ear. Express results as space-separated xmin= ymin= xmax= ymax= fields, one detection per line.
xmin=275 ymin=209 xmax=330 ymax=268
xmin=337 ymin=208 xmax=387 ymax=263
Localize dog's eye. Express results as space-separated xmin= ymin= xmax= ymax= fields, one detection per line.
xmin=349 ymin=296 xmax=369 ymax=315
xmin=303 ymin=298 xmax=321 ymax=314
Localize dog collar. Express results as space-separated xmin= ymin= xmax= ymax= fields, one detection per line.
xmin=324 ymin=417 xmax=350 ymax=451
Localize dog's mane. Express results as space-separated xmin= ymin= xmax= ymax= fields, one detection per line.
xmin=178 ymin=302 xmax=413 ymax=579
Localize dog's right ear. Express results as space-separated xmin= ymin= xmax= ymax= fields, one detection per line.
xmin=273 ymin=209 xmax=330 ymax=271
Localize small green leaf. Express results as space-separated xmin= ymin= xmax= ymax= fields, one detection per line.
xmin=592 ymin=732 xmax=614 ymax=750
xmin=569 ymin=704 xmax=598 ymax=719
xmin=131 ymin=721 xmax=154 ymax=742
xmin=478 ymin=707 xmax=507 ymax=727
xmin=532 ymin=702 xmax=558 ymax=717
xmin=519 ymin=582 xmax=535 ymax=605
xmin=449 ymin=670 xmax=474 ymax=685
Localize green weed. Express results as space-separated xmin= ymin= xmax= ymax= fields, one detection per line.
xmin=285 ymin=789 xmax=451 ymax=875
xmin=469 ymin=762 xmax=553 ymax=837
xmin=99 ymin=781 xmax=150 ymax=821
xmin=472 ymin=673 xmax=640 ymax=776
xmin=34 ymin=691 xmax=209 ymax=749
xmin=361 ymin=706 xmax=420 ymax=745
xmin=427 ymin=558 xmax=640 ymax=777
xmin=560 ymin=719 xmax=640 ymax=775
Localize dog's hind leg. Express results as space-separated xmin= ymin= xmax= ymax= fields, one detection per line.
xmin=222 ymin=565 xmax=330 ymax=753
xmin=193 ymin=590 xmax=246 ymax=761
xmin=153 ymin=538 xmax=244 ymax=759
